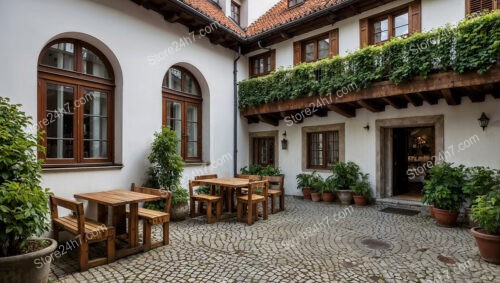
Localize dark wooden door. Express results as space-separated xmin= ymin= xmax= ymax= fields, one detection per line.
xmin=392 ymin=128 xmax=409 ymax=196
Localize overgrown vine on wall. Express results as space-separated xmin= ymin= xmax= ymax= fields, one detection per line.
xmin=238 ymin=10 xmax=500 ymax=109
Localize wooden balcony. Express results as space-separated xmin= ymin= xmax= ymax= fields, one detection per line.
xmin=241 ymin=67 xmax=500 ymax=126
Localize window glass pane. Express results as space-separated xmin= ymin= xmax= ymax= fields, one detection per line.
xmin=267 ymin=56 xmax=271 ymax=72
xmin=318 ymin=38 xmax=330 ymax=60
xmin=304 ymin=42 xmax=315 ymax=62
xmin=394 ymin=13 xmax=409 ymax=37
xmin=167 ymin=68 xmax=182 ymax=92
xmin=166 ymin=101 xmax=182 ymax=155
xmin=373 ymin=18 xmax=389 ymax=43
xmin=326 ymin=131 xmax=339 ymax=166
xmin=82 ymin=47 xmax=110 ymax=78
xmin=84 ymin=91 xmax=107 ymax=116
xmin=83 ymin=90 xmax=108 ymax=159
xmin=309 ymin=133 xmax=323 ymax=166
xmin=84 ymin=141 xmax=107 ymax=158
xmin=184 ymin=74 xmax=199 ymax=95
xmin=259 ymin=58 xmax=265 ymax=74
xmin=41 ymin=43 xmax=75 ymax=71
xmin=45 ymin=84 xmax=75 ymax=159
xmin=253 ymin=60 xmax=259 ymax=75
xmin=186 ymin=105 xmax=198 ymax=158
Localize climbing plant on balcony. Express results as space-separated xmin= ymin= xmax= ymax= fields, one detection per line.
xmin=238 ymin=10 xmax=500 ymax=109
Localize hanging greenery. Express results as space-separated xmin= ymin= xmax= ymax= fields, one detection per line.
xmin=238 ymin=10 xmax=500 ymax=109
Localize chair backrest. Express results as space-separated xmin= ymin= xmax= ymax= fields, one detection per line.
xmin=236 ymin=174 xmax=261 ymax=181
xmin=195 ymin=174 xmax=218 ymax=180
xmin=248 ymin=180 xmax=268 ymax=199
xmin=131 ymin=183 xmax=172 ymax=213
xmin=263 ymin=175 xmax=284 ymax=192
xmin=189 ymin=180 xmax=207 ymax=197
xmin=49 ymin=195 xmax=85 ymax=235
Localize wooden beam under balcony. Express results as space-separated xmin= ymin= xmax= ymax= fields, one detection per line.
xmin=257 ymin=114 xmax=279 ymax=126
xmin=241 ymin=68 xmax=500 ymax=120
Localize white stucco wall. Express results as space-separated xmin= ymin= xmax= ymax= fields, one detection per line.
xmin=0 ymin=0 xmax=244 ymax=207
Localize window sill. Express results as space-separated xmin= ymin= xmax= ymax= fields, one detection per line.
xmin=42 ymin=164 xmax=124 ymax=173
xmin=184 ymin=162 xmax=211 ymax=167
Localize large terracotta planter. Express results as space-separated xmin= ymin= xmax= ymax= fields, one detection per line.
xmin=337 ymin=190 xmax=353 ymax=205
xmin=353 ymin=195 xmax=367 ymax=206
xmin=471 ymin=227 xmax=500 ymax=264
xmin=429 ymin=205 xmax=435 ymax=218
xmin=302 ymin=187 xmax=312 ymax=200
xmin=322 ymin=192 xmax=335 ymax=203
xmin=433 ymin=207 xmax=459 ymax=227
xmin=0 ymin=238 xmax=57 ymax=283
xmin=465 ymin=208 xmax=479 ymax=228
xmin=170 ymin=202 xmax=189 ymax=221
xmin=311 ymin=192 xmax=321 ymax=202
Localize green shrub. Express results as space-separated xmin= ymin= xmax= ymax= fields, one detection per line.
xmin=238 ymin=10 xmax=500 ymax=108
xmin=0 ymin=97 xmax=51 ymax=257
xmin=471 ymin=185 xmax=500 ymax=235
xmin=329 ymin=162 xmax=361 ymax=190
xmin=351 ymin=173 xmax=372 ymax=201
xmin=240 ymin=164 xmax=282 ymax=176
xmin=423 ymin=163 xmax=465 ymax=211
xmin=463 ymin=166 xmax=499 ymax=206
xmin=296 ymin=171 xmax=322 ymax=190
xmin=311 ymin=176 xmax=325 ymax=193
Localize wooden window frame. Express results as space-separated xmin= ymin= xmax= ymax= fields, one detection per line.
xmin=252 ymin=137 xmax=275 ymax=167
xmin=162 ymin=67 xmax=203 ymax=163
xmin=37 ymin=39 xmax=115 ymax=168
xmin=301 ymin=34 xmax=330 ymax=63
xmin=466 ymin=0 xmax=499 ymax=14
xmin=293 ymin=29 xmax=339 ymax=65
xmin=306 ymin=131 xmax=339 ymax=170
xmin=249 ymin=50 xmax=276 ymax=77
xmin=370 ymin=9 xmax=409 ymax=45
xmin=231 ymin=1 xmax=241 ymax=25
xmin=301 ymin=124 xmax=345 ymax=172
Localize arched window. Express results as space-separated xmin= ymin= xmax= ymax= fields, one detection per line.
xmin=162 ymin=66 xmax=202 ymax=162
xmin=38 ymin=39 xmax=114 ymax=166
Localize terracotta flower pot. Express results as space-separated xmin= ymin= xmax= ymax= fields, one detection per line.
xmin=353 ymin=195 xmax=367 ymax=206
xmin=429 ymin=205 xmax=435 ymax=218
xmin=302 ymin=187 xmax=312 ymax=200
xmin=322 ymin=192 xmax=335 ymax=203
xmin=170 ymin=202 xmax=189 ymax=221
xmin=337 ymin=190 xmax=353 ymax=205
xmin=470 ymin=227 xmax=500 ymax=264
xmin=465 ymin=208 xmax=479 ymax=228
xmin=311 ymin=192 xmax=321 ymax=202
xmin=433 ymin=207 xmax=459 ymax=227
xmin=0 ymin=238 xmax=57 ymax=283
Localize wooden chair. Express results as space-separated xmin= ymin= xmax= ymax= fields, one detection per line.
xmin=130 ymin=184 xmax=171 ymax=251
xmin=237 ymin=180 xmax=269 ymax=225
xmin=189 ymin=176 xmax=223 ymax=223
xmin=263 ymin=175 xmax=285 ymax=214
xmin=50 ymin=195 xmax=115 ymax=271
xmin=235 ymin=174 xmax=261 ymax=194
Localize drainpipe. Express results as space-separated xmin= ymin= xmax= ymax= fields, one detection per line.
xmin=233 ymin=45 xmax=241 ymax=176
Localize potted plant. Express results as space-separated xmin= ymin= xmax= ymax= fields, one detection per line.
xmin=463 ymin=166 xmax=498 ymax=227
xmin=145 ymin=127 xmax=188 ymax=220
xmin=351 ymin=173 xmax=372 ymax=206
xmin=331 ymin=162 xmax=361 ymax=205
xmin=0 ymin=97 xmax=57 ymax=283
xmin=296 ymin=171 xmax=319 ymax=200
xmin=423 ymin=163 xmax=465 ymax=227
xmin=470 ymin=186 xmax=500 ymax=264
xmin=323 ymin=176 xmax=337 ymax=203
xmin=310 ymin=176 xmax=324 ymax=202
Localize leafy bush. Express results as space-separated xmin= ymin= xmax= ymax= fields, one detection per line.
xmin=311 ymin=176 xmax=325 ymax=193
xmin=296 ymin=171 xmax=322 ymax=190
xmin=240 ymin=164 xmax=282 ymax=176
xmin=351 ymin=173 xmax=372 ymax=200
xmin=329 ymin=162 xmax=361 ymax=190
xmin=463 ymin=166 xmax=499 ymax=206
xmin=423 ymin=163 xmax=465 ymax=211
xmin=323 ymin=176 xmax=338 ymax=194
xmin=0 ymin=97 xmax=51 ymax=257
xmin=238 ymin=10 xmax=500 ymax=108
xmin=471 ymin=185 xmax=500 ymax=235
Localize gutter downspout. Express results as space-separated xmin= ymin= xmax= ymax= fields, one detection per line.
xmin=233 ymin=45 xmax=241 ymax=176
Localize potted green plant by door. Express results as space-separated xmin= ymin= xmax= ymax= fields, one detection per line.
xmin=311 ymin=176 xmax=324 ymax=202
xmin=0 ymin=97 xmax=57 ymax=283
xmin=351 ymin=173 xmax=372 ymax=206
xmin=470 ymin=185 xmax=500 ymax=264
xmin=423 ymin=163 xmax=465 ymax=227
xmin=323 ymin=176 xmax=337 ymax=203
xmin=463 ymin=166 xmax=498 ymax=227
xmin=145 ymin=127 xmax=188 ymax=221
xmin=331 ymin=162 xmax=361 ymax=205
xmin=296 ymin=171 xmax=318 ymax=200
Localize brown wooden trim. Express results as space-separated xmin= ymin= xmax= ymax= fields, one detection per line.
xmin=359 ymin=18 xmax=370 ymax=48
xmin=329 ymin=29 xmax=339 ymax=57
xmin=409 ymin=0 xmax=422 ymax=34
xmin=249 ymin=50 xmax=276 ymax=77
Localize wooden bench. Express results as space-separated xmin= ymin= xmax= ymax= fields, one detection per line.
xmin=130 ymin=184 xmax=171 ymax=251
xmin=50 ymin=195 xmax=115 ymax=271
xmin=189 ymin=175 xmax=222 ymax=224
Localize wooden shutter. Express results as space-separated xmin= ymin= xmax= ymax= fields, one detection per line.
xmin=467 ymin=0 xmax=494 ymax=14
xmin=409 ymin=0 xmax=422 ymax=34
xmin=270 ymin=50 xmax=276 ymax=71
xmin=329 ymin=29 xmax=339 ymax=57
xmin=359 ymin=18 xmax=369 ymax=48
xmin=495 ymin=0 xmax=499 ymax=9
xmin=293 ymin=41 xmax=302 ymax=65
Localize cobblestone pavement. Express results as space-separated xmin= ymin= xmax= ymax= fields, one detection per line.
xmin=50 ymin=197 xmax=500 ymax=282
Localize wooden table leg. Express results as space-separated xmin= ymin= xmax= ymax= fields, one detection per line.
xmin=113 ymin=205 xmax=127 ymax=236
xmin=129 ymin=203 xmax=139 ymax=247
xmin=97 ymin=204 xmax=108 ymax=224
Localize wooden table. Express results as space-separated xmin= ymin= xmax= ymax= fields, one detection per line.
xmin=74 ymin=190 xmax=160 ymax=258
xmin=195 ymin=178 xmax=250 ymax=212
